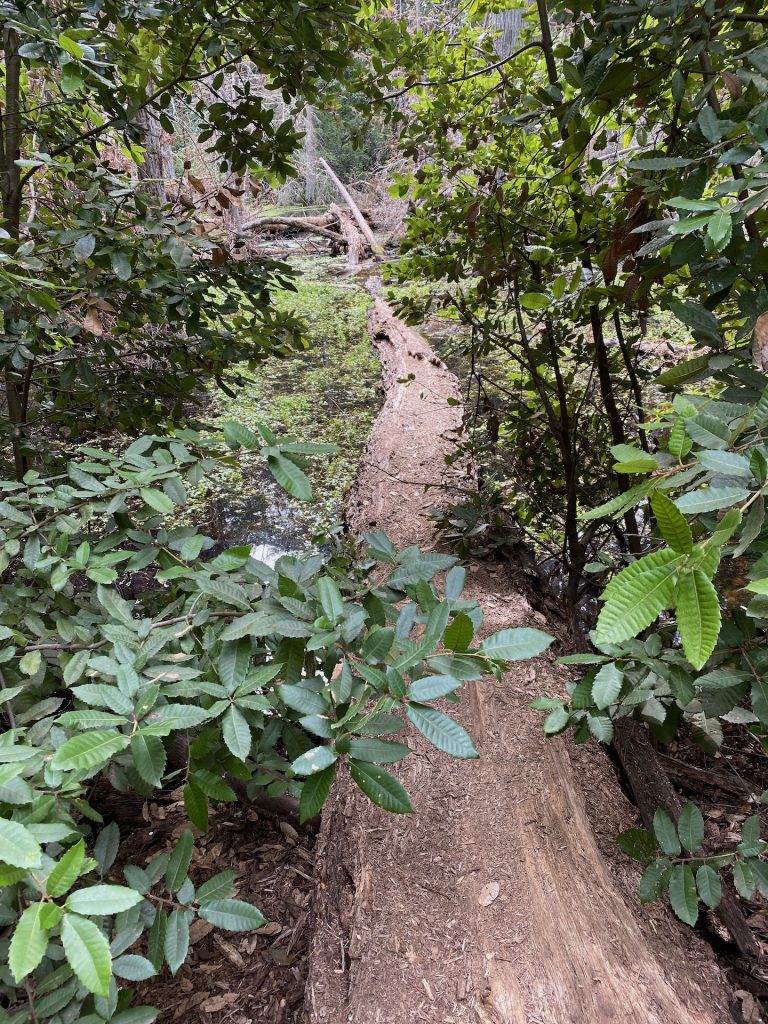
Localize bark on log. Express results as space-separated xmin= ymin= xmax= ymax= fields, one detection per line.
xmin=240 ymin=215 xmax=344 ymax=244
xmin=319 ymin=157 xmax=382 ymax=253
xmin=613 ymin=719 xmax=759 ymax=957
xmin=656 ymin=752 xmax=753 ymax=803
xmin=329 ymin=202 xmax=367 ymax=266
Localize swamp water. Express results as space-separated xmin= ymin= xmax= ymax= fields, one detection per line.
xmin=209 ymin=257 xmax=380 ymax=563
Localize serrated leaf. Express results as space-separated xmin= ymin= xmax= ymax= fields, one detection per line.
xmin=130 ymin=734 xmax=166 ymax=788
xmin=651 ymin=492 xmax=692 ymax=554
xmin=677 ymin=803 xmax=704 ymax=853
xmin=93 ymin=822 xmax=119 ymax=875
xmin=587 ymin=713 xmax=614 ymax=743
xmin=183 ymin=783 xmax=208 ymax=831
xmin=198 ymin=899 xmax=266 ymax=931
xmin=675 ymin=569 xmax=721 ymax=671
xmin=695 ymin=864 xmax=722 ymax=909
xmin=675 ymin=485 xmax=750 ymax=515
xmin=543 ymin=706 xmax=570 ymax=734
xmin=406 ymin=703 xmax=478 ymax=758
xmin=61 ymin=913 xmax=112 ymax=996
xmin=349 ymin=759 xmax=413 ymax=813
xmin=0 ymin=817 xmax=42 ymax=867
xmin=9 ymin=903 xmax=50 ymax=982
xmin=443 ymin=612 xmax=474 ymax=651
xmin=112 ymin=955 xmax=157 ymax=981
xmin=222 ymin=705 xmax=251 ymax=762
xmin=592 ymin=663 xmax=623 ymax=709
xmin=164 ymin=910 xmax=189 ymax=974
xmin=66 ymin=885 xmax=141 ymax=915
xmin=267 ymin=453 xmax=312 ymax=500
xmin=653 ymin=808 xmax=681 ymax=856
xmin=595 ymin=549 xmax=680 ymax=644
xmin=668 ymin=864 xmax=698 ymax=925
xmin=290 ymin=745 xmax=336 ymax=776
xmin=480 ymin=627 xmax=553 ymax=661
xmin=221 ymin=421 xmax=262 ymax=450
xmin=317 ymin=576 xmax=344 ymax=622
xmin=53 ymin=730 xmax=129 ymax=772
xmin=197 ymin=870 xmax=237 ymax=906
xmin=47 ymin=839 xmax=85 ymax=898
xmin=738 ymin=814 xmax=765 ymax=857
xmin=278 ymin=684 xmax=327 ymax=716
xmin=407 ymin=674 xmax=461 ymax=701
xmin=347 ymin=738 xmax=410 ymax=763
xmin=697 ymin=449 xmax=752 ymax=478
xmin=299 ymin=762 xmax=336 ymax=823
xmin=165 ymin=830 xmax=193 ymax=893
xmin=617 ymin=828 xmax=657 ymax=864
xmin=140 ymin=488 xmax=175 ymax=514
xmin=639 ymin=858 xmax=672 ymax=903
xmin=733 ymin=859 xmax=755 ymax=899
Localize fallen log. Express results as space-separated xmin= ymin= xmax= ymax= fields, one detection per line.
xmin=240 ymin=214 xmax=344 ymax=245
xmin=656 ymin=752 xmax=754 ymax=803
xmin=319 ymin=157 xmax=382 ymax=254
xmin=613 ymin=719 xmax=759 ymax=957
xmin=329 ymin=202 xmax=367 ymax=266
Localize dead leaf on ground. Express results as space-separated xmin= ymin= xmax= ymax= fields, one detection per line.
xmin=478 ymin=881 xmax=500 ymax=907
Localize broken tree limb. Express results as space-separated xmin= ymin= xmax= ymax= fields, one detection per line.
xmin=319 ymin=157 xmax=383 ymax=254
xmin=656 ymin=752 xmax=753 ymax=803
xmin=613 ymin=719 xmax=759 ymax=958
xmin=329 ymin=202 xmax=367 ymax=266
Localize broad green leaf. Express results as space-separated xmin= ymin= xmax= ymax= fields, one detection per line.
xmin=616 ymin=828 xmax=657 ymax=865
xmin=738 ymin=815 xmax=765 ymax=857
xmin=291 ymin=745 xmax=337 ymax=776
xmin=165 ymin=830 xmax=194 ymax=893
xmin=267 ymin=453 xmax=312 ymax=500
xmin=278 ymin=684 xmax=327 ymax=716
xmin=543 ymin=707 xmax=570 ymax=734
xmin=349 ymin=759 xmax=413 ymax=813
xmin=685 ymin=414 xmax=730 ymax=450
xmin=675 ymin=486 xmax=749 ymax=515
xmin=183 ymin=783 xmax=208 ymax=831
xmin=222 ymin=706 xmax=251 ymax=762
xmin=668 ymin=865 xmax=698 ymax=925
xmin=611 ymin=444 xmax=658 ymax=474
xmin=595 ymin=549 xmax=680 ymax=644
xmin=112 ymin=955 xmax=157 ymax=981
xmin=733 ymin=859 xmax=755 ymax=899
xmin=317 ymin=576 xmax=344 ymax=622
xmin=140 ymin=488 xmax=175 ymax=514
xmin=47 ymin=838 xmax=85 ymax=898
xmin=9 ymin=903 xmax=50 ymax=982
xmin=696 ymin=864 xmax=722 ymax=909
xmin=653 ymin=808 xmax=681 ymax=857
xmin=347 ymin=738 xmax=410 ymax=763
xmin=197 ymin=870 xmax=237 ymax=906
xmin=130 ymin=734 xmax=166 ymax=788
xmin=587 ymin=714 xmax=614 ymax=743
xmin=650 ymin=492 xmax=692 ymax=554
xmin=406 ymin=703 xmax=478 ymax=758
xmin=696 ymin=449 xmax=752 ymax=478
xmin=676 ymin=803 xmax=704 ymax=853
xmin=480 ymin=627 xmax=553 ymax=661
xmin=591 ymin=663 xmax=623 ymax=709
xmin=53 ymin=730 xmax=129 ymax=772
xmin=443 ymin=612 xmax=474 ymax=651
xmin=299 ymin=763 xmax=336 ymax=824
xmin=639 ymin=858 xmax=672 ymax=903
xmin=93 ymin=822 xmax=120 ymax=875
xmin=0 ymin=817 xmax=42 ymax=868
xmin=164 ymin=910 xmax=189 ymax=974
xmin=66 ymin=885 xmax=142 ymax=915
xmin=675 ymin=569 xmax=721 ymax=670
xmin=61 ymin=913 xmax=112 ymax=996
xmin=198 ymin=899 xmax=266 ymax=931
xmin=221 ymin=421 xmax=262 ymax=450
xmin=407 ymin=674 xmax=461 ymax=701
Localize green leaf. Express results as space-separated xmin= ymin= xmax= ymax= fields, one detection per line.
xmin=675 ymin=569 xmax=721 ymax=671
xmin=653 ymin=808 xmax=681 ymax=857
xmin=349 ymin=759 xmax=413 ymax=813
xmin=543 ymin=706 xmax=570 ymax=734
xmin=595 ymin=549 xmax=680 ymax=644
xmin=66 ymin=885 xmax=142 ymax=915
xmin=443 ymin=612 xmax=474 ymax=651
xmin=61 ymin=913 xmax=112 ymax=996
xmin=650 ymin=492 xmax=692 ymax=554
xmin=267 ymin=453 xmax=312 ymax=500
xmin=198 ymin=899 xmax=266 ymax=931
xmin=668 ymin=865 xmax=698 ymax=925
xmin=407 ymin=674 xmax=460 ymax=701
xmin=675 ymin=486 xmax=749 ymax=515
xmin=639 ymin=858 xmax=672 ymax=903
xmin=406 ymin=703 xmax=478 ymax=758
xmin=611 ymin=444 xmax=658 ymax=474
xmin=112 ymin=955 xmax=157 ymax=981
xmin=53 ymin=730 xmax=130 ymax=772
xmin=519 ymin=291 xmax=550 ymax=310
xmin=9 ymin=903 xmax=50 ymax=982
xmin=0 ymin=817 xmax=42 ymax=868
xmin=696 ymin=449 xmax=752 ymax=478
xmin=299 ymin=763 xmax=336 ymax=824
xmin=617 ymin=828 xmax=657 ymax=864
xmin=677 ymin=803 xmax=704 ymax=853
xmin=480 ymin=627 xmax=553 ymax=661
xmin=47 ymin=838 xmax=85 ymax=897
xmin=140 ymin=488 xmax=175 ymax=515
xmin=278 ymin=684 xmax=327 ymax=715
xmin=591 ymin=663 xmax=623 ymax=709
xmin=196 ymin=871 xmax=237 ymax=906
xmin=165 ymin=830 xmax=194 ymax=893
xmin=221 ymin=421 xmax=263 ymax=450
xmin=347 ymin=738 xmax=410 ymax=763
xmin=733 ymin=859 xmax=756 ymax=899
xmin=290 ymin=745 xmax=337 ymax=776
xmin=696 ymin=864 xmax=722 ymax=909
xmin=587 ymin=713 xmax=614 ymax=743
xmin=657 ymin=353 xmax=714 ymax=389
xmin=93 ymin=822 xmax=119 ymax=875
xmin=222 ymin=705 xmax=251 ymax=762
xmin=317 ymin=576 xmax=344 ymax=622
xmin=164 ymin=910 xmax=189 ymax=975
xmin=183 ymin=783 xmax=208 ymax=831
xmin=130 ymin=734 xmax=166 ymax=788
xmin=738 ymin=814 xmax=765 ymax=857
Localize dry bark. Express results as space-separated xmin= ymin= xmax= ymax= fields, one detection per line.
xmin=319 ymin=157 xmax=382 ymax=254
xmin=306 ymin=299 xmax=732 ymax=1024
xmin=241 ymin=215 xmax=344 ymax=244
xmin=329 ymin=203 xmax=368 ymax=266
